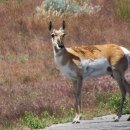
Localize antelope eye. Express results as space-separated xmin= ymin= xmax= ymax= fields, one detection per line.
xmin=51 ymin=34 xmax=55 ymax=38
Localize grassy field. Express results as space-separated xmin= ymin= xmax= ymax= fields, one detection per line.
xmin=1 ymin=0 xmax=130 ymax=129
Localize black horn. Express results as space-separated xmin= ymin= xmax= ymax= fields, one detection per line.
xmin=62 ymin=20 xmax=65 ymax=30
xmin=49 ymin=21 xmax=53 ymax=31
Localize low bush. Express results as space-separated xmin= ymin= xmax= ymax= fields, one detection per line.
xmin=115 ymin=0 xmax=130 ymax=22
xmin=108 ymin=93 xmax=130 ymax=114
xmin=36 ymin=0 xmax=101 ymax=17
xmin=21 ymin=109 xmax=74 ymax=129
xmin=21 ymin=111 xmax=44 ymax=129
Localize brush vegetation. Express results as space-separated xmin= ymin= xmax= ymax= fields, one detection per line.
xmin=0 ymin=0 xmax=130 ymax=129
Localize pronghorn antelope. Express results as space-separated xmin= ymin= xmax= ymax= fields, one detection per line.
xmin=48 ymin=21 xmax=130 ymax=123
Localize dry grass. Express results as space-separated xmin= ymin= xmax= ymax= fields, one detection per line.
xmin=0 ymin=0 xmax=130 ymax=126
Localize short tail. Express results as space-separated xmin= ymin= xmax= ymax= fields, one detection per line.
xmin=120 ymin=46 xmax=130 ymax=66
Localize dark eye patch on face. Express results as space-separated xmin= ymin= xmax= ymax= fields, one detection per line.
xmin=51 ymin=33 xmax=55 ymax=38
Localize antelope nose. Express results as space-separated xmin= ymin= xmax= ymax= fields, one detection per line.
xmin=59 ymin=44 xmax=64 ymax=48
xmin=58 ymin=40 xmax=64 ymax=48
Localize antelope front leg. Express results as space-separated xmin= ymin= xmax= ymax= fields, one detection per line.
xmin=72 ymin=77 xmax=83 ymax=124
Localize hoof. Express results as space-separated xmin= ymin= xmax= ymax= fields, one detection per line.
xmin=72 ymin=121 xmax=80 ymax=124
xmin=73 ymin=114 xmax=81 ymax=124
xmin=114 ymin=119 xmax=119 ymax=122
xmin=113 ymin=116 xmax=120 ymax=122
xmin=127 ymin=117 xmax=130 ymax=121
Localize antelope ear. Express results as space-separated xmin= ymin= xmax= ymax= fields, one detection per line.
xmin=62 ymin=20 xmax=65 ymax=30
xmin=49 ymin=21 xmax=53 ymax=31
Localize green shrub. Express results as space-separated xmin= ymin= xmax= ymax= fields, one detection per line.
xmin=115 ymin=0 xmax=130 ymax=21
xmin=0 ymin=0 xmax=7 ymax=3
xmin=21 ymin=109 xmax=74 ymax=129
xmin=0 ymin=0 xmax=23 ymax=3
xmin=21 ymin=111 xmax=44 ymax=129
xmin=17 ymin=54 xmax=29 ymax=63
xmin=108 ymin=93 xmax=130 ymax=114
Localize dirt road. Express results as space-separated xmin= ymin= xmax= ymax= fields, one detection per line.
xmin=41 ymin=115 xmax=130 ymax=130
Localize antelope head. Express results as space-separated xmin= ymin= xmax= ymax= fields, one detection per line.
xmin=49 ymin=21 xmax=66 ymax=51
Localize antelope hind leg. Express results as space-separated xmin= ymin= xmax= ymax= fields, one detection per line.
xmin=123 ymin=79 xmax=130 ymax=121
xmin=112 ymin=70 xmax=126 ymax=122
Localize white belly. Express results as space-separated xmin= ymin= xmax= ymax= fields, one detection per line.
xmin=81 ymin=58 xmax=110 ymax=79
xmin=55 ymin=55 xmax=111 ymax=80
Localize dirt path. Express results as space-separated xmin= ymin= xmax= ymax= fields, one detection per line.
xmin=41 ymin=115 xmax=130 ymax=130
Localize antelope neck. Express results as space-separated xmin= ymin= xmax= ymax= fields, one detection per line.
xmin=53 ymin=46 xmax=66 ymax=56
